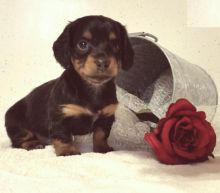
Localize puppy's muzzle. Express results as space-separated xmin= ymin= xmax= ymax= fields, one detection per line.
xmin=94 ymin=56 xmax=110 ymax=72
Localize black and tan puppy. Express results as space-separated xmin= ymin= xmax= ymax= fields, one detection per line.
xmin=5 ymin=15 xmax=134 ymax=156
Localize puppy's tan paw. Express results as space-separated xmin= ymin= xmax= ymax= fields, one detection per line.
xmin=52 ymin=139 xmax=80 ymax=156
xmin=21 ymin=140 xmax=45 ymax=150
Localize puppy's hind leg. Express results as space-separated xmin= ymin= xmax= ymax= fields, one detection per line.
xmin=10 ymin=129 xmax=45 ymax=150
xmin=5 ymin=99 xmax=45 ymax=150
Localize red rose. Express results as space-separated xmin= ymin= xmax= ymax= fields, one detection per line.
xmin=144 ymin=98 xmax=216 ymax=165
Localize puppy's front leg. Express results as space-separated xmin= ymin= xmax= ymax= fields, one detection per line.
xmin=50 ymin=126 xmax=80 ymax=156
xmin=93 ymin=116 xmax=114 ymax=153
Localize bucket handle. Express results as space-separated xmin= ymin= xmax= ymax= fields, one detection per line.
xmin=129 ymin=32 xmax=158 ymax=42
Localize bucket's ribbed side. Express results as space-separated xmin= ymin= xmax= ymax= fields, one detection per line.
xmin=116 ymin=36 xmax=218 ymax=122
xmin=160 ymin=47 xmax=218 ymax=121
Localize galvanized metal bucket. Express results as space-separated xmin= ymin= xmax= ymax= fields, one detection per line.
xmin=116 ymin=32 xmax=218 ymax=122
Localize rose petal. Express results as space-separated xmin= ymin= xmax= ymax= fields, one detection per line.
xmin=197 ymin=111 xmax=206 ymax=120
xmin=172 ymin=117 xmax=197 ymax=149
xmin=144 ymin=132 xmax=187 ymax=165
xmin=173 ymin=144 xmax=210 ymax=163
xmin=161 ymin=118 xmax=178 ymax=156
xmin=191 ymin=117 xmax=213 ymax=148
xmin=158 ymin=118 xmax=168 ymax=128
xmin=203 ymin=120 xmax=216 ymax=155
xmin=193 ymin=147 xmax=209 ymax=159
xmin=166 ymin=99 xmax=196 ymax=118
xmin=171 ymin=110 xmax=206 ymax=120
xmin=174 ymin=116 xmax=193 ymax=130
xmin=172 ymin=143 xmax=197 ymax=160
xmin=173 ymin=117 xmax=215 ymax=161
xmin=167 ymin=103 xmax=175 ymax=113
xmin=153 ymin=118 xmax=167 ymax=135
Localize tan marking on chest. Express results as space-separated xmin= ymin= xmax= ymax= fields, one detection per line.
xmin=60 ymin=103 xmax=118 ymax=118
xmin=101 ymin=103 xmax=118 ymax=117
xmin=61 ymin=104 xmax=93 ymax=117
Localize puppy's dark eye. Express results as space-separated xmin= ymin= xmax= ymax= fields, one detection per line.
xmin=77 ymin=40 xmax=89 ymax=53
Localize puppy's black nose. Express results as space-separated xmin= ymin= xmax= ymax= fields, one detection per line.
xmin=95 ymin=57 xmax=110 ymax=71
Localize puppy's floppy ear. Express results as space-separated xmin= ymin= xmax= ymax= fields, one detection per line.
xmin=119 ymin=24 xmax=134 ymax=70
xmin=53 ymin=22 xmax=75 ymax=69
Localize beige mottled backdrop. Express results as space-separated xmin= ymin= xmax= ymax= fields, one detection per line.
xmin=0 ymin=0 xmax=220 ymax=152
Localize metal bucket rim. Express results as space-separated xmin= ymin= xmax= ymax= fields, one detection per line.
xmin=129 ymin=35 xmax=218 ymax=121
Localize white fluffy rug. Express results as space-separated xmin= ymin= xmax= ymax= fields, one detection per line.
xmin=0 ymin=103 xmax=220 ymax=193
